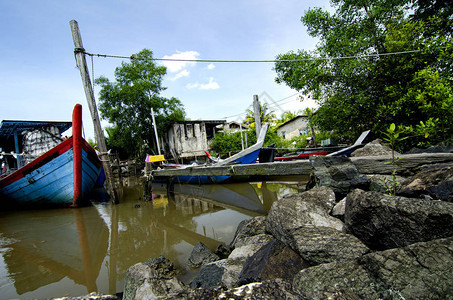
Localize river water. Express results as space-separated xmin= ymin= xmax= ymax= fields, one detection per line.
xmin=0 ymin=176 xmax=306 ymax=299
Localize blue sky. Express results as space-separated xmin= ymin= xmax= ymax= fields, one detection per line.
xmin=0 ymin=0 xmax=331 ymax=140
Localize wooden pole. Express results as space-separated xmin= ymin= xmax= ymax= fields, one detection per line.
xmin=69 ymin=20 xmax=118 ymax=204
xmin=253 ymin=95 xmax=261 ymax=138
xmin=151 ymin=107 xmax=161 ymax=155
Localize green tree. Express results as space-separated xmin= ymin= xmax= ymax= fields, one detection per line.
xmin=95 ymin=49 xmax=185 ymax=158
xmin=274 ymin=0 xmax=453 ymax=148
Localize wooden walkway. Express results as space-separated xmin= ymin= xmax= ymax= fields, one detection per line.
xmin=149 ymin=153 xmax=453 ymax=181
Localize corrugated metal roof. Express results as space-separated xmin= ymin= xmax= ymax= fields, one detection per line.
xmin=0 ymin=120 xmax=72 ymax=138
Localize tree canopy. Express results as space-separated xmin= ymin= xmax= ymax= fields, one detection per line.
xmin=96 ymin=49 xmax=185 ymax=158
xmin=274 ymin=0 xmax=453 ymax=148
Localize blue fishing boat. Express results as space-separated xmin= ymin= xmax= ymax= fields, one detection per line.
xmin=0 ymin=104 xmax=103 ymax=208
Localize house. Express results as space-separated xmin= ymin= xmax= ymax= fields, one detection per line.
xmin=223 ymin=121 xmax=248 ymax=133
xmin=0 ymin=120 xmax=72 ymax=170
xmin=167 ymin=120 xmax=226 ymax=162
xmin=276 ymin=115 xmax=310 ymax=140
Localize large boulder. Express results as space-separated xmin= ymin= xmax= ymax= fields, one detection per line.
xmin=293 ymin=260 xmax=377 ymax=299
xmin=397 ymin=164 xmax=453 ymax=202
xmin=369 ymin=174 xmax=406 ymax=193
xmin=189 ymin=259 xmax=226 ymax=289
xmin=167 ymin=279 xmax=303 ymax=299
xmin=306 ymin=156 xmax=370 ymax=196
xmin=266 ymin=187 xmax=368 ymax=266
xmin=266 ymin=187 xmax=343 ymax=245
xmin=294 ymin=237 xmax=453 ymax=299
xmin=289 ymin=226 xmax=369 ymax=266
xmin=221 ymin=280 xmax=303 ymax=300
xmin=351 ymin=138 xmax=396 ymax=157
xmin=345 ymin=189 xmax=453 ymax=250
xmin=229 ymin=216 xmax=266 ymax=249
xmin=237 ymin=239 xmax=308 ymax=286
xmin=187 ymin=242 xmax=219 ymax=268
xmin=123 ymin=256 xmax=184 ymax=300
xmin=221 ymin=233 xmax=274 ymax=289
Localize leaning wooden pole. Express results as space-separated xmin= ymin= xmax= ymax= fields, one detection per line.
xmin=253 ymin=95 xmax=261 ymax=138
xmin=69 ymin=20 xmax=118 ymax=204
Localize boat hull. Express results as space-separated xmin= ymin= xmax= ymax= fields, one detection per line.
xmin=0 ymin=138 xmax=102 ymax=208
xmin=172 ymin=149 xmax=261 ymax=184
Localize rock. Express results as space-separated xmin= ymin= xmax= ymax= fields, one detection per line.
xmin=265 ymin=187 xmax=368 ymax=266
xmin=237 ymin=239 xmax=308 ymax=286
xmin=214 ymin=243 xmax=231 ymax=259
xmin=189 ymin=259 xmax=226 ymax=289
xmin=293 ymin=260 xmax=378 ymax=299
xmin=345 ymin=189 xmax=453 ymax=250
xmin=219 ymin=279 xmax=303 ymax=300
xmin=352 ymin=153 xmax=453 ymax=175
xmin=330 ymin=197 xmax=346 ymax=220
xmin=351 ymin=138 xmax=397 ymax=157
xmin=359 ymin=237 xmax=453 ymax=299
xmin=266 ymin=187 xmax=344 ymax=248
xmin=294 ymin=237 xmax=453 ymax=299
xmin=369 ymin=174 xmax=406 ymax=193
xmin=397 ymin=164 xmax=453 ymax=202
xmin=123 ymin=256 xmax=184 ymax=300
xmin=168 ymin=279 xmax=303 ymax=300
xmin=187 ymin=242 xmax=219 ymax=268
xmin=406 ymin=140 xmax=453 ymax=154
xmin=53 ymin=293 xmax=120 ymax=300
xmin=290 ymin=226 xmax=369 ymax=266
xmin=221 ymin=233 xmax=274 ymax=289
xmin=229 ymin=216 xmax=266 ymax=249
xmin=306 ymin=156 xmax=370 ymax=196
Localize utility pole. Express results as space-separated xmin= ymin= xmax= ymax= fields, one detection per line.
xmin=253 ymin=95 xmax=261 ymax=137
xmin=70 ymin=20 xmax=118 ymax=204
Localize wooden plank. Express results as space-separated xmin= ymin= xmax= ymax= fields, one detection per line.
xmin=151 ymin=160 xmax=312 ymax=178
xmin=150 ymin=153 xmax=453 ymax=180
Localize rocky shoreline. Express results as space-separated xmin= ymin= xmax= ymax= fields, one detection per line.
xmin=58 ymin=140 xmax=453 ymax=299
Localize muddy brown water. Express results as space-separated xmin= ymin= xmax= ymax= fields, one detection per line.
xmin=0 ymin=176 xmax=307 ymax=299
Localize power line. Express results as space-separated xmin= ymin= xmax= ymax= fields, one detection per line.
xmin=83 ymin=49 xmax=423 ymax=63
xmin=222 ymin=93 xmax=302 ymax=119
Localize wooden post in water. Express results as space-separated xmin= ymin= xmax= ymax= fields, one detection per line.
xmin=253 ymin=95 xmax=261 ymax=138
xmin=69 ymin=20 xmax=118 ymax=204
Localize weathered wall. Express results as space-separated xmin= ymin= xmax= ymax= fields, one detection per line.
xmin=169 ymin=123 xmax=208 ymax=158
xmin=276 ymin=117 xmax=309 ymax=140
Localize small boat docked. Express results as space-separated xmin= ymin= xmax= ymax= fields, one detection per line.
xmin=151 ymin=124 xmax=269 ymax=184
xmin=274 ymin=130 xmax=371 ymax=161
xmin=0 ymin=104 xmax=103 ymax=208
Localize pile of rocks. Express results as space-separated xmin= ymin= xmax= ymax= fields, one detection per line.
xmin=122 ymin=140 xmax=453 ymax=299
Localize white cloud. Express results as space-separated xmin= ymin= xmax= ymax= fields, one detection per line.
xmin=200 ymin=77 xmax=220 ymax=90
xmin=186 ymin=77 xmax=220 ymax=90
xmin=169 ymin=69 xmax=190 ymax=81
xmin=207 ymin=63 xmax=215 ymax=70
xmin=186 ymin=82 xmax=200 ymax=90
xmin=162 ymin=50 xmax=199 ymax=73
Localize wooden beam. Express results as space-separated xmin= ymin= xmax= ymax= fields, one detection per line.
xmin=69 ymin=20 xmax=118 ymax=204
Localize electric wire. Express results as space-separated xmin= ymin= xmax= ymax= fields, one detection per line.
xmin=83 ymin=49 xmax=423 ymax=63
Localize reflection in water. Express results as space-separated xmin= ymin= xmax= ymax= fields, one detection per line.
xmin=0 ymin=176 xmax=304 ymax=298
